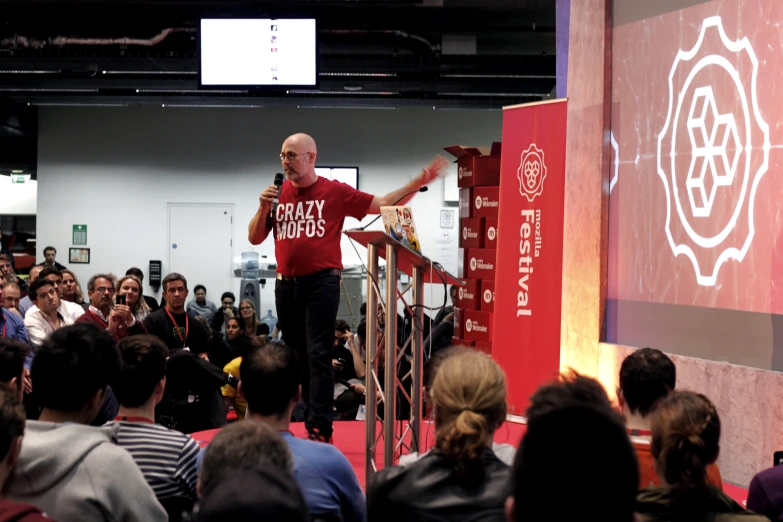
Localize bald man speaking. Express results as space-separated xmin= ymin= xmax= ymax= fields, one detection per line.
xmin=249 ymin=133 xmax=447 ymax=442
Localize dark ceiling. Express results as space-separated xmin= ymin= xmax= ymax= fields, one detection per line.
xmin=0 ymin=0 xmax=556 ymax=174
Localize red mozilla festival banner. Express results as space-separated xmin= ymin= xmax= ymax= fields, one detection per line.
xmin=492 ymin=99 xmax=567 ymax=415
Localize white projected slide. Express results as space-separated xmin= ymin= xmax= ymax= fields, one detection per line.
xmin=200 ymin=18 xmax=317 ymax=86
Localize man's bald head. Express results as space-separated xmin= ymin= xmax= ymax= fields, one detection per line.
xmin=283 ymin=133 xmax=317 ymax=154
xmin=280 ymin=133 xmax=318 ymax=187
xmin=29 ymin=265 xmax=43 ymax=282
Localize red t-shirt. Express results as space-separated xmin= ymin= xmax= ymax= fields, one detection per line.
xmin=273 ymin=177 xmax=374 ymax=276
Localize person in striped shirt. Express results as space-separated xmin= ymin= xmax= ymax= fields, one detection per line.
xmin=105 ymin=335 xmax=200 ymax=506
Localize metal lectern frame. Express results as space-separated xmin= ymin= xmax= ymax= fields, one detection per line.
xmin=344 ymin=230 xmax=462 ymax=484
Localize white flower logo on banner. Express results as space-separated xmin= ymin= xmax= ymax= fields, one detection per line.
xmin=656 ymin=16 xmax=769 ymax=287
xmin=517 ymin=143 xmax=548 ymax=202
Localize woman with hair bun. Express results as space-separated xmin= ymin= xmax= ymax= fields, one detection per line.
xmin=636 ymin=391 xmax=767 ymax=521
xmin=367 ymin=349 xmax=510 ymax=521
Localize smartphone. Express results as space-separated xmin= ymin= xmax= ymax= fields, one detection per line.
xmin=337 ymin=378 xmax=352 ymax=387
xmin=116 ymin=294 xmax=126 ymax=305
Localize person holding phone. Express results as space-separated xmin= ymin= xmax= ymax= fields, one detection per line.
xmin=75 ymin=274 xmax=146 ymax=341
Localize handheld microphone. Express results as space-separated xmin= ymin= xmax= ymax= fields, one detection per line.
xmin=270 ymin=173 xmax=284 ymax=220
xmin=359 ymin=186 xmax=428 ymax=231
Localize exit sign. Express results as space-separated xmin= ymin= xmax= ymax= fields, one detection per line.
xmin=10 ymin=174 xmax=27 ymax=184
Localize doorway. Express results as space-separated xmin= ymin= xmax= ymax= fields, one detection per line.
xmin=167 ymin=203 xmax=234 ymax=308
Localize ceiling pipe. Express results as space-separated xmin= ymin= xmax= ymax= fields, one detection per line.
xmin=0 ymin=27 xmax=195 ymax=49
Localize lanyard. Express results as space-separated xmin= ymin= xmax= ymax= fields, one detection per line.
xmin=164 ymin=308 xmax=188 ymax=347
xmin=115 ymin=415 xmax=154 ymax=424
xmin=41 ymin=311 xmax=60 ymax=333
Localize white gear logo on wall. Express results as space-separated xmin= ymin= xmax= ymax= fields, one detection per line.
xmin=458 ymin=287 xmax=464 ymax=300
xmin=465 ymin=319 xmax=473 ymax=333
xmin=474 ymin=196 xmax=482 ymax=209
xmin=469 ymin=258 xmax=477 ymax=271
xmin=483 ymin=289 xmax=492 ymax=303
xmin=487 ymin=227 xmax=496 ymax=241
xmin=656 ymin=16 xmax=770 ymax=287
xmin=462 ymin=227 xmax=468 ymax=240
xmin=517 ymin=143 xmax=548 ymax=202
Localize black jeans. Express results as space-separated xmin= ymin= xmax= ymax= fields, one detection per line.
xmin=275 ymin=271 xmax=341 ymax=437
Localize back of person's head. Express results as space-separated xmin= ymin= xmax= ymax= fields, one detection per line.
xmin=126 ymin=267 xmax=144 ymax=280
xmin=0 ymin=338 xmax=30 ymax=398
xmin=199 ymin=420 xmax=293 ymax=497
xmin=197 ymin=467 xmax=308 ymax=522
xmin=240 ymin=343 xmax=300 ymax=417
xmin=525 ymin=371 xmax=614 ymax=423
xmin=114 ymin=335 xmax=169 ymax=408
xmin=38 ymin=266 xmax=62 ymax=280
xmin=650 ymin=390 xmax=720 ymax=489
xmin=0 ymin=384 xmax=25 ymax=473
xmin=431 ymin=349 xmax=506 ymax=483
xmin=619 ymin=347 xmax=676 ymax=417
xmin=511 ymin=403 xmax=638 ymax=522
xmin=360 ymin=302 xmax=367 ymax=316
xmin=32 ymin=323 xmax=121 ymax=413
xmin=423 ymin=346 xmax=468 ymax=392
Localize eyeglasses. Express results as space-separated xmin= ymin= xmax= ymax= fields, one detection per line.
xmin=240 ymin=306 xmax=254 ymax=311
xmin=279 ymin=151 xmax=311 ymax=162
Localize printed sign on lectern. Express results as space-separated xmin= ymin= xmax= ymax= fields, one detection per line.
xmin=492 ymin=99 xmax=567 ymax=415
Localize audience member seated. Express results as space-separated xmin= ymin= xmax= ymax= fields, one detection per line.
xmin=237 ymin=342 xmax=366 ymax=521
xmin=237 ymin=299 xmax=269 ymax=340
xmin=106 ymin=335 xmax=200 ymax=520
xmin=748 ymin=454 xmax=783 ymax=521
xmin=212 ymin=316 xmax=250 ymax=370
xmin=144 ymin=273 xmax=211 ymax=358
xmin=332 ymin=320 xmax=366 ymax=420
xmin=0 ymin=255 xmax=27 ymax=294
xmin=0 ymin=339 xmax=30 ymax=402
xmin=23 ymin=279 xmax=74 ymax=347
xmin=5 ymin=324 xmax=166 ymax=521
xmin=16 ymin=266 xmax=42 ymax=319
xmin=37 ymin=247 xmax=66 ymax=272
xmin=186 ymin=284 xmax=217 ymax=320
xmin=0 ymin=276 xmax=30 ymax=347
xmin=76 ymin=274 xmax=146 ymax=341
xmin=220 ymin=328 xmax=258 ymax=419
xmin=197 ymin=420 xmax=308 ymax=522
xmin=349 ymin=337 xmax=411 ymax=421
xmin=399 ymin=346 xmax=515 ymax=467
xmin=60 ymin=269 xmax=86 ymax=310
xmin=210 ymin=292 xmax=237 ymax=336
xmin=125 ymin=267 xmax=160 ymax=312
xmin=0 ymin=385 xmax=54 ymax=522
xmin=3 ymin=281 xmax=22 ymax=319
xmin=508 ymin=373 xmax=639 ymax=522
xmin=619 ymin=347 xmax=723 ymax=490
xmin=37 ymin=267 xmax=84 ymax=323
xmin=115 ymin=274 xmax=151 ymax=322
xmin=635 ymin=391 xmax=766 ymax=522
xmin=368 ymin=349 xmax=510 ymax=522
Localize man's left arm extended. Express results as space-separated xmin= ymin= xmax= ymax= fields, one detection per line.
xmin=367 ymin=155 xmax=449 ymax=214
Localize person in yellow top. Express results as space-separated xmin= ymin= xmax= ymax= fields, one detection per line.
xmin=222 ymin=356 xmax=248 ymax=419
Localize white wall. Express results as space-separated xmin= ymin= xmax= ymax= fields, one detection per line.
xmin=0 ymin=175 xmax=37 ymax=215
xmin=37 ymin=105 xmax=501 ymax=316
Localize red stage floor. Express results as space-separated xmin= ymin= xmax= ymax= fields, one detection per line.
xmin=192 ymin=420 xmax=749 ymax=504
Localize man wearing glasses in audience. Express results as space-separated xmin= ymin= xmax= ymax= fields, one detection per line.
xmin=248 ymin=132 xmax=447 ymax=443
xmin=76 ymin=274 xmax=146 ymax=340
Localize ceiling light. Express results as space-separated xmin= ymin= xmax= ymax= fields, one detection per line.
xmin=320 ymin=72 xmax=397 ymax=78
xmin=287 ymin=90 xmax=397 ymax=96
xmin=0 ymin=70 xmax=62 ymax=74
xmin=102 ymin=70 xmax=197 ymax=75
xmin=297 ymin=105 xmax=396 ymax=110
xmin=0 ymin=88 xmax=97 ymax=93
xmin=139 ymin=89 xmax=248 ymax=94
xmin=33 ymin=102 xmax=128 ymax=107
xmin=441 ymin=74 xmax=556 ymax=79
xmin=161 ymin=104 xmax=262 ymax=108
